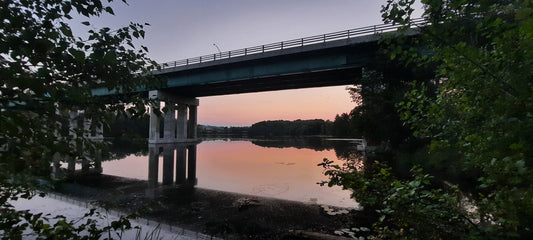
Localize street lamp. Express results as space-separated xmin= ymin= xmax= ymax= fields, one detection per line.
xmin=213 ymin=43 xmax=222 ymax=58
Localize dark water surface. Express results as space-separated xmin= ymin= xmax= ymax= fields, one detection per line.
xmin=101 ymin=138 xmax=360 ymax=208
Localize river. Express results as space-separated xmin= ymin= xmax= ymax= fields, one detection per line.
xmin=100 ymin=137 xmax=361 ymax=208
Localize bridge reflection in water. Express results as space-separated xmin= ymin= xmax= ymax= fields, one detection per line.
xmin=96 ymin=138 xmax=357 ymax=207
xmin=148 ymin=142 xmax=199 ymax=187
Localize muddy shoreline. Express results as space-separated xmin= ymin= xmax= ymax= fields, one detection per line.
xmin=54 ymin=173 xmax=371 ymax=239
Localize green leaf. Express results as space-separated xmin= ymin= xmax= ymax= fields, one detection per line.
xmin=59 ymin=24 xmax=73 ymax=38
xmin=410 ymin=179 xmax=421 ymax=187
xmin=81 ymin=21 xmax=90 ymax=26
xmin=104 ymin=6 xmax=114 ymax=15
xmin=69 ymin=48 xmax=85 ymax=63
xmin=509 ymin=143 xmax=523 ymax=150
xmin=103 ymin=51 xmax=117 ymax=64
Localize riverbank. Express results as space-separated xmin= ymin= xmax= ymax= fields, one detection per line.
xmin=53 ymin=173 xmax=372 ymax=239
xmin=11 ymin=195 xmax=203 ymax=240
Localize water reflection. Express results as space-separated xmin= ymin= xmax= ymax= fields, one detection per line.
xmin=102 ymin=138 xmax=359 ymax=208
xmin=147 ymin=143 xmax=198 ymax=187
xmin=251 ymin=137 xmax=362 ymax=161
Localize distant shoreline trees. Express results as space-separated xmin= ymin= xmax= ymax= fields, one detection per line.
xmin=248 ymin=119 xmax=332 ymax=137
xmin=106 ymin=117 xmax=365 ymax=138
xmin=199 ymin=118 xmax=364 ymax=138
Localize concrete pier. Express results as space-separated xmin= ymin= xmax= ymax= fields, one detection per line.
xmin=60 ymin=110 xmax=104 ymax=174
xmin=149 ymin=90 xmax=199 ymax=144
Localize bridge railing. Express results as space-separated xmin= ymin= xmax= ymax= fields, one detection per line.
xmin=160 ymin=18 xmax=426 ymax=69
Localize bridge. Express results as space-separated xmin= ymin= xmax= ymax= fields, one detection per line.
xmin=59 ymin=19 xmax=424 ymax=185
xmin=90 ymin=19 xmax=423 ymax=145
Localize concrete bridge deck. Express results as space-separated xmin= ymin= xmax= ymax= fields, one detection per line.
xmin=92 ymin=19 xmax=424 ymax=97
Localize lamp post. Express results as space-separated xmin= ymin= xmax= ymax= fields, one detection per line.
xmin=213 ymin=43 xmax=222 ymax=59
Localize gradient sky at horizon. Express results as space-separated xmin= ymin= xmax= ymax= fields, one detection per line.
xmin=80 ymin=0 xmax=422 ymax=126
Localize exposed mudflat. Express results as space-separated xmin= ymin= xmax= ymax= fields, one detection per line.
xmin=54 ymin=173 xmax=373 ymax=239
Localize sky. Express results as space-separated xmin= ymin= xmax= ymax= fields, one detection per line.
xmin=79 ymin=0 xmax=422 ymax=126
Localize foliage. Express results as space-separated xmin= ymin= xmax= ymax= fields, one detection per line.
xmin=105 ymin=114 xmax=150 ymax=139
xmin=392 ymin=0 xmax=533 ymax=238
xmin=347 ymin=65 xmax=427 ymax=147
xmin=2 ymin=205 xmax=139 ymax=240
xmin=0 ymin=0 xmax=159 ymax=238
xmin=332 ymin=113 xmax=361 ymax=137
xmin=248 ymin=119 xmax=333 ymax=137
xmin=345 ymin=32 xmax=435 ymax=146
xmin=197 ymin=125 xmax=250 ymax=137
xmin=320 ymin=160 xmax=473 ymax=239
xmin=321 ymin=0 xmax=533 ymax=239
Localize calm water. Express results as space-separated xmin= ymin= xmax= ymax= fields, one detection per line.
xmin=101 ymin=138 xmax=360 ymax=208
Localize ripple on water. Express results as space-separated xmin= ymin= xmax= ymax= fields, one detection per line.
xmin=251 ymin=183 xmax=290 ymax=196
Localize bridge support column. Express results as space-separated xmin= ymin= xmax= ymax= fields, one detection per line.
xmin=149 ymin=101 xmax=161 ymax=140
xmin=163 ymin=103 xmax=177 ymax=139
xmin=148 ymin=90 xmax=199 ymax=144
xmin=67 ymin=111 xmax=79 ymax=173
xmin=80 ymin=117 xmax=91 ymax=172
xmin=93 ymin=148 xmax=102 ymax=173
xmin=63 ymin=111 xmax=104 ymax=174
xmin=84 ymin=117 xmax=104 ymax=141
xmin=51 ymin=152 xmax=61 ymax=178
xmin=84 ymin=116 xmax=103 ymax=173
xmin=176 ymin=104 xmax=188 ymax=140
xmin=188 ymin=105 xmax=198 ymax=139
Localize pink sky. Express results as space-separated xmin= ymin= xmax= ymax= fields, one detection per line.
xmin=199 ymin=85 xmax=355 ymax=126
xmin=74 ymin=1 xmax=423 ymax=126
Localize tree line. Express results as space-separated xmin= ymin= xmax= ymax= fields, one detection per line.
xmin=248 ymin=119 xmax=333 ymax=137
xmin=104 ymin=118 xmax=364 ymax=138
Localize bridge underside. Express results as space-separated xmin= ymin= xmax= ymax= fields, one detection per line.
xmin=154 ymin=40 xmax=376 ymax=97
xmin=160 ymin=67 xmax=361 ymax=97
xmin=92 ymin=37 xmax=379 ymax=99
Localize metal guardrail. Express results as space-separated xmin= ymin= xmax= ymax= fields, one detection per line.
xmin=160 ymin=18 xmax=426 ymax=69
